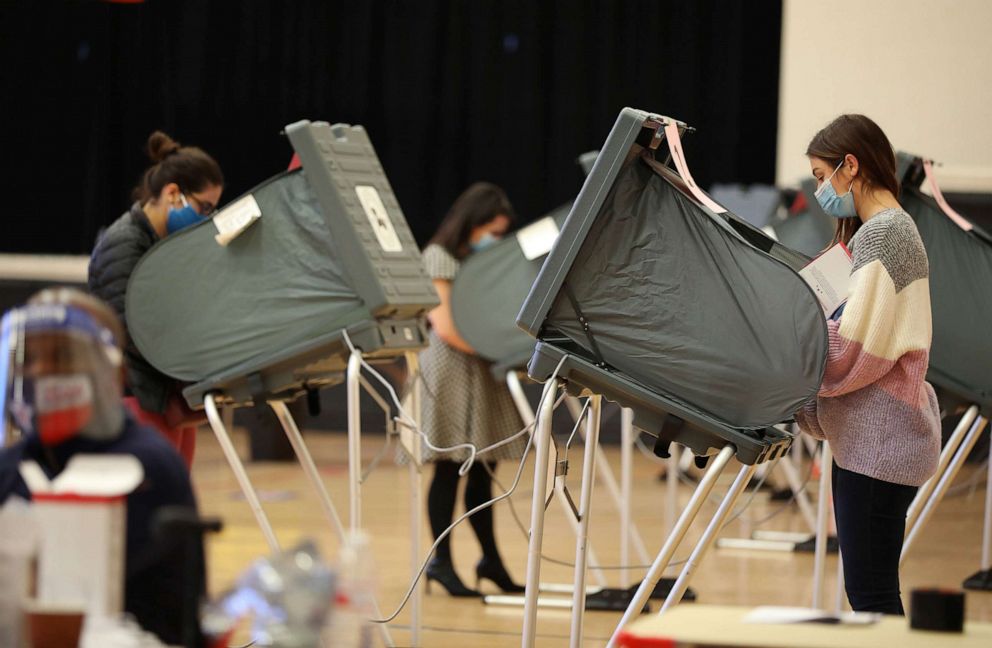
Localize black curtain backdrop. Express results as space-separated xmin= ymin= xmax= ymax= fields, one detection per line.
xmin=1 ymin=0 xmax=782 ymax=254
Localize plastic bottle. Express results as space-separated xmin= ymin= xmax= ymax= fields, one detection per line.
xmin=324 ymin=531 xmax=376 ymax=647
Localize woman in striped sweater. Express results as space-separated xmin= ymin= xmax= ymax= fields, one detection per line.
xmin=795 ymin=114 xmax=941 ymax=614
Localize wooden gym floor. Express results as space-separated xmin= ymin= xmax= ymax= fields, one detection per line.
xmin=194 ymin=427 xmax=992 ymax=647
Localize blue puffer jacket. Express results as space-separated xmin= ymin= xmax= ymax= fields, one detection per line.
xmin=88 ymin=202 xmax=173 ymax=413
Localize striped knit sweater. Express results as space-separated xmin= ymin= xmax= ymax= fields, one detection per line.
xmin=795 ymin=208 xmax=941 ymax=487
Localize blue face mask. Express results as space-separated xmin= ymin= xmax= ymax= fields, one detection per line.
xmin=470 ymin=232 xmax=500 ymax=253
xmin=814 ymin=161 xmax=857 ymax=219
xmin=166 ymin=193 xmax=206 ymax=234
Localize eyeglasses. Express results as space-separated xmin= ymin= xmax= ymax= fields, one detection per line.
xmin=187 ymin=192 xmax=217 ymax=216
xmin=180 ymin=191 xmax=216 ymax=216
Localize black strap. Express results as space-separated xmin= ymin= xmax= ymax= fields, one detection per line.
xmin=563 ymin=283 xmax=607 ymax=367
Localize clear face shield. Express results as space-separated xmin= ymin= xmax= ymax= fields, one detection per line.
xmin=0 ymin=303 xmax=124 ymax=447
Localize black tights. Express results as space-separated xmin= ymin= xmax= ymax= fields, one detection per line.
xmin=428 ymin=460 xmax=501 ymax=564
xmin=832 ymin=462 xmax=917 ymax=614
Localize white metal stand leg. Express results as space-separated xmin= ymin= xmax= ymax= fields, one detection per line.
xmin=569 ymin=396 xmax=602 ymax=648
xmin=607 ymin=445 xmax=736 ymax=648
xmin=564 ymin=399 xmax=652 ymax=577
xmin=907 ymin=406 xmax=979 ymax=532
xmin=963 ymin=434 xmax=992 ymax=590
xmin=268 ymin=401 xmax=347 ymax=542
xmin=812 ymin=443 xmax=833 ymax=609
xmin=621 ymin=407 xmax=634 ymax=587
xmin=835 ymin=549 xmax=846 ymax=613
xmin=983 ymin=440 xmax=992 ymax=572
xmin=902 ymin=415 xmax=988 ymax=564
xmin=405 ymin=352 xmax=423 ymax=647
xmin=667 ymin=446 xmax=680 ymax=536
xmin=660 ymin=462 xmax=757 ymax=614
xmin=205 ymin=394 xmax=280 ymax=553
xmin=347 ymin=351 xmax=363 ymax=532
xmin=522 ymin=380 xmax=559 ymax=648
xmin=505 ymin=372 xmax=608 ymax=589
xmin=343 ymin=351 xmax=394 ymax=648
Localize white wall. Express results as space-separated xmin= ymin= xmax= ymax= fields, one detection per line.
xmin=776 ymin=0 xmax=992 ymax=191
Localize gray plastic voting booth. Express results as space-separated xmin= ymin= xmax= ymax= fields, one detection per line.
xmin=513 ymin=108 xmax=829 ymax=648
xmin=893 ymin=154 xmax=992 ymax=591
xmin=126 ymin=120 xmax=440 ymax=646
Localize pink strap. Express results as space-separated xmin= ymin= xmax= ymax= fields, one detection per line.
xmin=922 ymin=159 xmax=973 ymax=232
xmin=664 ymin=123 xmax=726 ymax=214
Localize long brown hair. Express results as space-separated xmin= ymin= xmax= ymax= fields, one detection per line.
xmin=429 ymin=182 xmax=516 ymax=259
xmin=806 ymin=114 xmax=899 ymax=246
xmin=132 ymin=131 xmax=224 ymax=203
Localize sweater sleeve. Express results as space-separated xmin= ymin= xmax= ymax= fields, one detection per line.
xmin=817 ymin=215 xmax=932 ymax=398
xmin=794 ymin=398 xmax=826 ymax=440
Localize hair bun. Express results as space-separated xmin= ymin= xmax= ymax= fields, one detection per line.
xmin=146 ymin=130 xmax=181 ymax=163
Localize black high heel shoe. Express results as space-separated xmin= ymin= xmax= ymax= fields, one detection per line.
xmin=425 ymin=558 xmax=481 ymax=597
xmin=475 ymin=556 xmax=525 ymax=593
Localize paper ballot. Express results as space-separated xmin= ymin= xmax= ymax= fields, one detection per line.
xmin=799 ymin=242 xmax=852 ymax=318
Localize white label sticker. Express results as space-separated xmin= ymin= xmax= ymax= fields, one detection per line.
xmin=516 ymin=216 xmax=561 ymax=260
xmin=213 ymin=194 xmax=262 ymax=246
xmin=355 ymin=185 xmax=403 ymax=253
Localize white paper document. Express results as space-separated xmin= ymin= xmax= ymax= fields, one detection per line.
xmin=213 ymin=194 xmax=262 ymax=246
xmin=743 ymin=606 xmax=882 ymax=626
xmin=516 ymin=216 xmax=561 ymax=260
xmin=798 ymin=242 xmax=852 ymax=318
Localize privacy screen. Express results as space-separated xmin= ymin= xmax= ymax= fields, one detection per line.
xmin=127 ymin=170 xmax=366 ymax=382
xmin=452 ymin=204 xmax=570 ymax=366
xmin=540 ymin=159 xmax=827 ymax=429
xmin=902 ymin=187 xmax=992 ymax=409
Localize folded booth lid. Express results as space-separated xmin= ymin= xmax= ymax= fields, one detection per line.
xmin=517 ymin=107 xmax=828 ymax=431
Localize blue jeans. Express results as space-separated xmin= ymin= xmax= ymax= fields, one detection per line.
xmin=832 ymin=462 xmax=918 ymax=614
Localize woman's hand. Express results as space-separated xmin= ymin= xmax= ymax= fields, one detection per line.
xmin=427 ymin=279 xmax=476 ymax=354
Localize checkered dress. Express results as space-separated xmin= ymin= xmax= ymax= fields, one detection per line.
xmin=413 ymin=244 xmax=527 ymax=463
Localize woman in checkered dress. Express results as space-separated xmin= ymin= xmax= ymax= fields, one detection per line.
xmin=417 ymin=182 xmax=527 ymax=597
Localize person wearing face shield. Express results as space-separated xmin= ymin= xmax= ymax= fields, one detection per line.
xmin=793 ymin=115 xmax=941 ymax=615
xmin=88 ymin=131 xmax=224 ymax=468
xmin=407 ymin=182 xmax=528 ymax=598
xmin=0 ymin=288 xmax=201 ymax=646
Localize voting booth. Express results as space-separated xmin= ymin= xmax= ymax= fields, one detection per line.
xmin=513 ymin=107 xmax=829 ymax=647
xmin=894 ymin=154 xmax=992 ymax=591
xmin=126 ymin=120 xmax=440 ymax=645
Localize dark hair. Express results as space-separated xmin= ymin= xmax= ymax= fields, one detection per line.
xmin=429 ymin=182 xmax=516 ymax=259
xmin=806 ymin=114 xmax=899 ymax=246
xmin=132 ymin=131 xmax=224 ymax=203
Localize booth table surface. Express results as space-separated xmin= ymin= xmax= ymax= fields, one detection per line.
xmin=616 ymin=604 xmax=992 ymax=648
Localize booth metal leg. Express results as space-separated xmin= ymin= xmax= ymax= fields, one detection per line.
xmin=343 ymin=351 xmax=395 ymax=648
xmin=607 ymin=445 xmax=736 ymax=648
xmin=907 ymin=405 xmax=979 ymax=533
xmin=347 ymin=351 xmax=363 ymax=533
xmin=521 ymin=380 xmax=559 ymax=648
xmin=268 ymin=401 xmax=347 ymax=542
xmin=835 ymin=549 xmax=846 ymax=613
xmin=965 ymin=432 xmax=992 ymax=590
xmin=404 ymin=352 xmax=424 ymax=646
xmin=566 ymin=399 xmax=652 ymax=581
xmin=660 ymin=462 xmax=757 ymax=614
xmin=902 ymin=415 xmax=988 ymax=564
xmin=812 ymin=443 xmax=834 ymax=609
xmin=569 ymin=396 xmax=602 ymax=648
xmin=614 ymin=408 xmax=651 ymax=582
xmin=505 ymin=372 xmax=608 ymax=590
xmin=666 ymin=446 xmax=680 ymax=536
xmin=204 ymin=395 xmax=281 ymax=553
